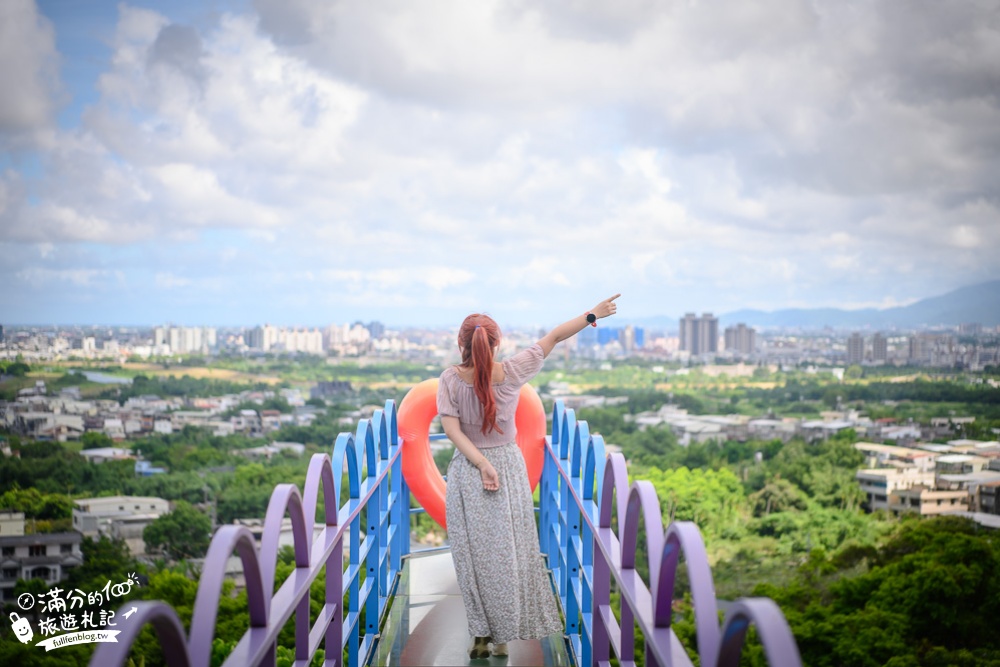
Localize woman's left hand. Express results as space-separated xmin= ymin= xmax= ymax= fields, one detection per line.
xmin=479 ymin=460 xmax=500 ymax=492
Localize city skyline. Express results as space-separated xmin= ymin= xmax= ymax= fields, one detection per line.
xmin=2 ymin=1 xmax=999 ymax=327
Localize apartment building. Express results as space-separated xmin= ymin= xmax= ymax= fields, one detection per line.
xmin=888 ymin=486 xmax=970 ymax=516
xmin=847 ymin=333 xmax=865 ymax=365
xmin=978 ymin=481 xmax=1000 ymax=515
xmin=724 ymin=324 xmax=756 ymax=355
xmin=73 ymin=496 xmax=171 ymax=556
xmin=872 ymin=333 xmax=888 ymax=363
xmin=0 ymin=512 xmax=83 ymax=603
xmin=856 ymin=439 xmax=1000 ymax=520
xmin=857 ymin=468 xmax=936 ymax=511
xmin=679 ymin=313 xmax=718 ymax=355
xmin=855 ymin=442 xmax=937 ymax=472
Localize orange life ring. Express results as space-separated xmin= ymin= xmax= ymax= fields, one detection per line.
xmin=398 ymin=378 xmax=546 ymax=529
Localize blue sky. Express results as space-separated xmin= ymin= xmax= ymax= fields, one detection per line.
xmin=2 ymin=0 xmax=999 ymax=327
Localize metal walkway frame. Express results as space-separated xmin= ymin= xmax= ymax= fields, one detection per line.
xmin=89 ymin=396 xmax=802 ymax=667
xmin=542 ymin=400 xmax=802 ymax=667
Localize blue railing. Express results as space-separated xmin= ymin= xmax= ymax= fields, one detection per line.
xmin=542 ymin=400 xmax=802 ymax=667
xmin=90 ymin=395 xmax=802 ymax=667
xmin=91 ymin=400 xmax=408 ymax=667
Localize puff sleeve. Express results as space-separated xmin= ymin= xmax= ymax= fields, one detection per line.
xmin=436 ymin=370 xmax=460 ymax=418
xmin=504 ymin=343 xmax=545 ymax=386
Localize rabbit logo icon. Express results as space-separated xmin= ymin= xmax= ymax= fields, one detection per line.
xmin=10 ymin=612 xmax=33 ymax=644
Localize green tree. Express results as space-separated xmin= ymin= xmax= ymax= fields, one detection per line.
xmin=143 ymin=501 xmax=212 ymax=560
xmin=844 ymin=364 xmax=864 ymax=380
xmin=753 ymin=516 xmax=1000 ymax=667
xmin=4 ymin=361 xmax=31 ymax=376
xmin=81 ymin=431 xmax=115 ymax=450
xmin=0 ymin=487 xmax=73 ymax=520
xmin=67 ymin=535 xmax=142 ymax=593
xmin=749 ymin=477 xmax=807 ymax=516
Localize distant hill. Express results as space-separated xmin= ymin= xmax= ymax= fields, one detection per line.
xmin=719 ymin=279 xmax=1000 ymax=329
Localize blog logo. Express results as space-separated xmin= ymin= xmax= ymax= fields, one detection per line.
xmin=10 ymin=613 xmax=34 ymax=644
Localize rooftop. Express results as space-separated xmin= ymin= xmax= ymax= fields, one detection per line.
xmin=0 ymin=531 xmax=82 ymax=546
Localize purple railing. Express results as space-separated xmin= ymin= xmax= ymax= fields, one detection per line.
xmin=89 ymin=396 xmax=802 ymax=667
xmin=90 ymin=400 xmax=408 ymax=667
xmin=540 ymin=400 xmax=802 ymax=667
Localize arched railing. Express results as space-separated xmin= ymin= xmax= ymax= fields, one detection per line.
xmin=90 ymin=400 xmax=409 ymax=667
xmin=91 ymin=396 xmax=802 ymax=667
xmin=540 ymin=400 xmax=802 ymax=667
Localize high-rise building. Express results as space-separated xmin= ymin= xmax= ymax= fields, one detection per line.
xmin=154 ymin=326 xmax=218 ymax=354
xmin=247 ymin=325 xmax=279 ymax=351
xmin=679 ymin=313 xmax=697 ymax=353
xmin=700 ymin=313 xmax=718 ymax=354
xmin=679 ymin=313 xmax=718 ymax=355
xmin=872 ymin=333 xmax=887 ymax=363
xmin=248 ymin=325 xmax=322 ymax=353
xmin=621 ymin=325 xmax=635 ymax=354
xmin=724 ymin=323 xmax=757 ymax=355
xmin=597 ymin=328 xmax=619 ymax=346
xmin=909 ymin=334 xmax=957 ymax=366
xmin=847 ymin=332 xmax=865 ymax=365
xmin=577 ymin=326 xmax=598 ymax=350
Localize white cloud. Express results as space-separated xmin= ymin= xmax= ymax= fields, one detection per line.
xmin=0 ymin=0 xmax=60 ymax=145
xmin=16 ymin=268 xmax=122 ymax=288
xmin=3 ymin=0 xmax=999 ymax=324
xmin=154 ymin=272 xmax=192 ymax=289
xmin=505 ymin=258 xmax=572 ymax=288
xmin=151 ymin=163 xmax=282 ymax=228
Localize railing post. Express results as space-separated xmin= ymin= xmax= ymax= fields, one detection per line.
xmin=558 ymin=408 xmax=575 ymax=620
xmin=358 ymin=419 xmax=380 ymax=659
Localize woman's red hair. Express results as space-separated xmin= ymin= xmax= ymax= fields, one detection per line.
xmin=457 ymin=314 xmax=503 ymax=435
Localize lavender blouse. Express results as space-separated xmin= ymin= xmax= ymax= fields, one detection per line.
xmin=436 ymin=343 xmax=545 ymax=448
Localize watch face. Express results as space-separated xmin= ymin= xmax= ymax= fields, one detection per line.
xmin=587 ymin=313 xmax=597 ymax=323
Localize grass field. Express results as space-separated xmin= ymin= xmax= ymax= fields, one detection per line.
xmin=140 ymin=367 xmax=284 ymax=385
xmin=56 ymin=361 xmax=284 ymax=385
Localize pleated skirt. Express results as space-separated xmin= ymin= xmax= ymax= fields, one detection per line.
xmin=445 ymin=442 xmax=564 ymax=644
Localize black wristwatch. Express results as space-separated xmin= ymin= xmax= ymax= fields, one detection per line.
xmin=586 ymin=312 xmax=597 ymax=327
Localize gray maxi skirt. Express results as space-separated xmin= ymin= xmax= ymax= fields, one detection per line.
xmin=446 ymin=442 xmax=564 ymax=643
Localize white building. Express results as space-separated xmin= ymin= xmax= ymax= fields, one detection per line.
xmin=0 ymin=512 xmax=83 ymax=602
xmin=854 ymin=442 xmax=937 ymax=472
xmin=78 ymin=447 xmax=134 ymax=464
xmin=856 ymin=468 xmax=936 ymax=511
xmin=247 ymin=325 xmax=323 ymax=353
xmin=72 ymin=496 xmax=171 ymax=556
xmin=154 ymin=326 xmax=218 ymax=355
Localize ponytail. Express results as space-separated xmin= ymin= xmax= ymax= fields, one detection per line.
xmin=457 ymin=315 xmax=504 ymax=435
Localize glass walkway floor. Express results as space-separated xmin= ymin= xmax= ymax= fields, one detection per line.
xmin=374 ymin=550 xmax=572 ymax=666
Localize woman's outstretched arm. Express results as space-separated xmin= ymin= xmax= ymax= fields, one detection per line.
xmin=537 ymin=293 xmax=621 ymax=358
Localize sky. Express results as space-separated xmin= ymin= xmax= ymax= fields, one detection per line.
xmin=1 ymin=0 xmax=998 ymax=328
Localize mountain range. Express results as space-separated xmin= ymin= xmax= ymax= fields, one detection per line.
xmin=628 ymin=280 xmax=1000 ymax=331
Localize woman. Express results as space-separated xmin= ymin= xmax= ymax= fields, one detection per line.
xmin=437 ymin=294 xmax=620 ymax=659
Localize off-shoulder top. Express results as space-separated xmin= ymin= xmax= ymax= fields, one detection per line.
xmin=436 ymin=343 xmax=545 ymax=448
